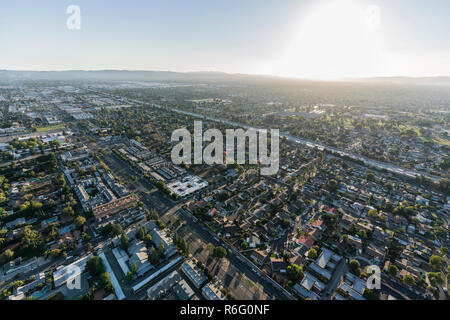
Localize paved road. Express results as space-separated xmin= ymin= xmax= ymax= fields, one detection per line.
xmin=322 ymin=258 xmax=347 ymax=299
xmin=382 ymin=276 xmax=424 ymax=300
xmin=173 ymin=208 xmax=294 ymax=300
xmin=101 ymin=150 xmax=176 ymax=213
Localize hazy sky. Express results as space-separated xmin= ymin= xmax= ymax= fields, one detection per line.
xmin=1 ymin=0 xmax=449 ymax=79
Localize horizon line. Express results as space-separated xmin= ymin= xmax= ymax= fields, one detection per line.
xmin=1 ymin=68 xmax=450 ymax=82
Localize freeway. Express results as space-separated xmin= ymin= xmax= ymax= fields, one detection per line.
xmin=86 ymin=88 xmax=442 ymax=183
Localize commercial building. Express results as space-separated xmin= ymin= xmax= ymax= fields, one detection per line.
xmin=180 ymin=260 xmax=207 ymax=289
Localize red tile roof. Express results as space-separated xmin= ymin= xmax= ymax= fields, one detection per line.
xmin=312 ymin=220 xmax=325 ymax=228
xmin=298 ymin=235 xmax=314 ymax=249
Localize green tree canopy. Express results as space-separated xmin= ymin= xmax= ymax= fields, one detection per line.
xmin=388 ymin=264 xmax=399 ymax=277
xmin=212 ymin=246 xmax=227 ymax=259
xmin=429 ymin=255 xmax=443 ymax=271
xmin=75 ymin=216 xmax=86 ymax=228
xmin=287 ymin=264 xmax=304 ymax=282
xmin=86 ymin=256 xmax=105 ymax=277
xmin=349 ymin=259 xmax=361 ymax=276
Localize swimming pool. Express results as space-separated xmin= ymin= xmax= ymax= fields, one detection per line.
xmin=31 ymin=285 xmax=51 ymax=299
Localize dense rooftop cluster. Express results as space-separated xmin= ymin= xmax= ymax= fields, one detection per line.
xmin=0 ymin=80 xmax=448 ymax=301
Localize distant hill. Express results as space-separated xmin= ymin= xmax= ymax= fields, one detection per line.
xmin=344 ymin=76 xmax=450 ymax=86
xmin=0 ymin=70 xmax=251 ymax=83
xmin=0 ymin=69 xmax=449 ymax=86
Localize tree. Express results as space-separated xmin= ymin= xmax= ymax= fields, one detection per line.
xmin=148 ymin=247 xmax=159 ymax=265
xmin=342 ymin=234 xmax=349 ymax=244
xmin=156 ymin=220 xmax=166 ymax=230
xmin=326 ymin=179 xmax=338 ymax=193
xmin=349 ymin=259 xmax=361 ymax=276
xmin=50 ymin=139 xmax=60 ymax=151
xmin=393 ymin=206 xmax=416 ymax=218
xmin=403 ymin=274 xmax=415 ymax=286
xmin=281 ymin=219 xmax=291 ymax=229
xmin=147 ymin=208 xmax=159 ymax=221
xmin=49 ymin=249 xmax=62 ymax=258
xmin=136 ymin=226 xmax=147 ymax=241
xmin=143 ymin=234 xmax=152 ymax=248
xmin=212 ymin=246 xmax=227 ymax=259
xmin=75 ymin=216 xmax=86 ymax=228
xmin=0 ymin=249 xmax=14 ymax=264
xmin=85 ymin=242 xmax=93 ymax=253
xmin=428 ymin=272 xmax=444 ymax=286
xmin=429 ymin=255 xmax=443 ymax=271
xmin=111 ymin=224 xmax=123 ymax=237
xmin=307 ymin=248 xmax=318 ymax=259
xmin=86 ymin=256 xmax=105 ymax=277
xmin=62 ymin=205 xmax=75 ymax=216
xmin=287 ymin=264 xmax=304 ymax=282
xmin=363 ymin=288 xmax=377 ymax=300
xmin=22 ymin=226 xmax=43 ymax=255
xmin=131 ymin=262 xmax=138 ymax=274
xmin=126 ymin=262 xmax=138 ymax=282
xmin=121 ymin=233 xmax=129 ymax=251
xmin=54 ymin=174 xmax=66 ymax=188
xmin=206 ymin=243 xmax=215 ymax=253
xmin=157 ymin=241 xmax=165 ymax=258
xmin=368 ymin=209 xmax=378 ymax=219
xmin=99 ymin=272 xmax=113 ymax=293
xmin=366 ymin=170 xmax=375 ymax=181
xmin=388 ymin=264 xmax=399 ymax=277
xmin=173 ymin=233 xmax=189 ymax=257
xmin=357 ymin=230 xmax=367 ymax=240
xmin=126 ymin=271 xmax=135 ymax=282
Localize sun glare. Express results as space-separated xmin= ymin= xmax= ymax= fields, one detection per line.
xmin=270 ymin=1 xmax=384 ymax=80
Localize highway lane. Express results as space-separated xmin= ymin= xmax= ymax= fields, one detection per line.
xmin=102 ymin=90 xmax=442 ymax=183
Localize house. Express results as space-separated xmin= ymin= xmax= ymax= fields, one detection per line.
xmin=293 ymin=283 xmax=319 ymax=300
xmin=365 ymin=244 xmax=386 ymax=264
xmin=246 ymin=234 xmax=261 ymax=248
xmin=298 ymin=235 xmax=315 ymax=250
xmin=222 ymin=224 xmax=239 ymax=238
xmin=300 ymin=272 xmax=326 ymax=295
xmin=312 ymin=220 xmax=326 ymax=231
xmin=208 ymin=208 xmax=219 ymax=217
xmin=187 ymin=200 xmax=206 ymax=212
xmin=416 ymin=195 xmax=429 ymax=206
xmin=356 ymin=222 xmax=373 ymax=234
xmin=316 ymin=248 xmax=342 ymax=270
xmin=337 ymin=272 xmax=366 ymax=300
xmin=270 ymin=257 xmax=287 ymax=273
xmin=351 ymin=202 xmax=364 ymax=214
xmin=340 ymin=214 xmax=357 ymax=230
xmin=250 ymin=250 xmax=268 ymax=266
xmin=372 ymin=226 xmax=389 ymax=243
xmin=347 ymin=235 xmax=363 ymax=250
xmin=309 ymin=229 xmax=322 ymax=241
